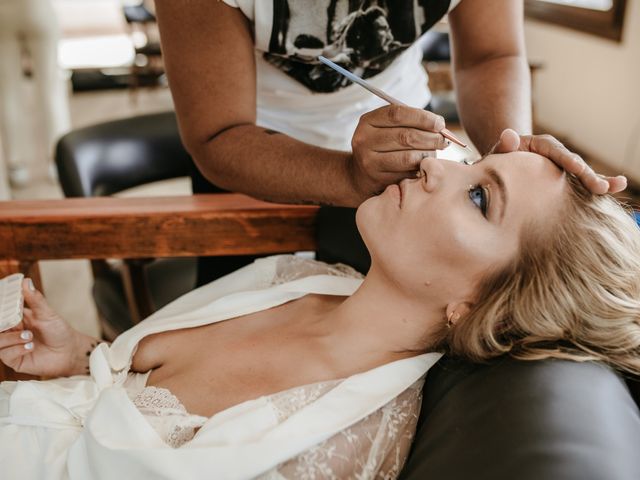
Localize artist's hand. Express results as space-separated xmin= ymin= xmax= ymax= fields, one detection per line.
xmin=349 ymin=105 xmax=449 ymax=199
xmin=492 ymin=129 xmax=627 ymax=194
xmin=0 ymin=279 xmax=98 ymax=378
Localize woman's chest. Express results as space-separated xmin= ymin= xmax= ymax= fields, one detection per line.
xmin=130 ymin=302 xmax=334 ymax=417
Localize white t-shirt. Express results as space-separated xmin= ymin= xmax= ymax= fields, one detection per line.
xmin=222 ymin=0 xmax=462 ymax=151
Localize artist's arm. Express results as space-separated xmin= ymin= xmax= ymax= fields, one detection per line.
xmin=154 ymin=0 xmax=447 ymax=207
xmin=449 ymin=0 xmax=626 ymax=193
xmin=449 ymin=0 xmax=530 ymax=154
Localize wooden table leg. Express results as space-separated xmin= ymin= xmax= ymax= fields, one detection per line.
xmin=0 ymin=260 xmax=42 ymax=290
xmin=0 ymin=260 xmax=20 ymax=278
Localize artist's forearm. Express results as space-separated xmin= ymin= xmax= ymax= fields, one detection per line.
xmin=192 ymin=125 xmax=363 ymax=207
xmin=454 ymin=55 xmax=531 ymax=155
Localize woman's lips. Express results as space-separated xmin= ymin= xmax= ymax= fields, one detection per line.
xmin=399 ymin=180 xmax=410 ymax=209
xmin=386 ymin=183 xmax=402 ymax=208
xmin=385 ymin=182 xmax=409 ymax=208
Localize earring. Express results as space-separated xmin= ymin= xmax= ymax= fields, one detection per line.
xmin=415 ymin=169 xmax=425 ymax=178
xmin=446 ymin=311 xmax=460 ymax=329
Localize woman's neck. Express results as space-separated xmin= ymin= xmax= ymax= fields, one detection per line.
xmin=314 ymin=264 xmax=445 ymax=370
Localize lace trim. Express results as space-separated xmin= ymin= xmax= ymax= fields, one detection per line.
xmin=164 ymin=423 xmax=199 ymax=449
xmin=260 ymin=379 xmax=425 ymax=480
xmin=133 ymin=386 xmax=205 ymax=448
xmin=133 ymin=386 xmax=188 ymax=416
xmin=133 ymin=380 xmax=344 ymax=449
xmin=270 ymin=380 xmax=341 ymax=422
xmin=272 ymin=256 xmax=363 ymax=286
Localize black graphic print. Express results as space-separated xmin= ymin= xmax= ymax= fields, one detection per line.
xmin=264 ymin=0 xmax=452 ymax=93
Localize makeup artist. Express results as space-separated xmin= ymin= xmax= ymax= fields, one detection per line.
xmin=153 ymin=0 xmax=626 ymax=279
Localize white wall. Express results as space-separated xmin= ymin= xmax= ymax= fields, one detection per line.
xmin=524 ymin=1 xmax=640 ymax=182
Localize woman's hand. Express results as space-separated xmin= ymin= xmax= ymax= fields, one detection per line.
xmin=492 ymin=129 xmax=627 ymax=194
xmin=0 ymin=279 xmax=98 ymax=378
xmin=349 ymin=105 xmax=449 ymax=198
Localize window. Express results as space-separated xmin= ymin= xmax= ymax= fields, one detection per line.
xmin=524 ymin=0 xmax=627 ymax=42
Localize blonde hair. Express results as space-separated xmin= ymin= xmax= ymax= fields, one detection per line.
xmin=446 ymin=173 xmax=640 ymax=375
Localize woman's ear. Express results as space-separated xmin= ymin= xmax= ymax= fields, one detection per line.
xmin=445 ymin=302 xmax=473 ymax=327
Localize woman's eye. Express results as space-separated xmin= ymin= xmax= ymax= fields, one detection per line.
xmin=468 ymin=185 xmax=488 ymax=217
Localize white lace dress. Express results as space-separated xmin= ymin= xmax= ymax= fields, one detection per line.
xmin=0 ymin=255 xmax=442 ymax=480
xmin=124 ymin=256 xmax=424 ymax=478
xmin=125 ymin=374 xmax=423 ymax=479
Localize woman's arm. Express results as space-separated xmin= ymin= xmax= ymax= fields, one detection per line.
xmin=155 ymin=1 xmax=448 ymax=207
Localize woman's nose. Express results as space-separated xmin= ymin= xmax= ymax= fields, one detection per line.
xmin=418 ymin=155 xmax=445 ymax=192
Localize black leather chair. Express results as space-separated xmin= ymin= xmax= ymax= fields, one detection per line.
xmin=55 ymin=111 xmax=196 ymax=339
xmin=55 ymin=111 xmax=640 ymax=479
xmin=400 ymin=357 xmax=640 ymax=480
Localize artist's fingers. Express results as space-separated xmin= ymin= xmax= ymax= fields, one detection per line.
xmin=603 ymin=174 xmax=628 ymax=193
xmin=491 ymin=130 xmax=626 ymax=194
xmin=363 ymin=127 xmax=448 ymax=152
xmin=374 ymin=150 xmax=436 ymax=173
xmin=490 ymin=128 xmax=521 ymax=154
xmin=522 ymin=134 xmax=609 ymax=194
xmin=363 ymin=104 xmax=446 ymax=132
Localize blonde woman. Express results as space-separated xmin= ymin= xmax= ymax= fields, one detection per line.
xmin=1 ymin=148 xmax=639 ymax=479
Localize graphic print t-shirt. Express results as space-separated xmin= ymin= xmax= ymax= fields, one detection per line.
xmin=222 ymin=0 xmax=461 ymax=150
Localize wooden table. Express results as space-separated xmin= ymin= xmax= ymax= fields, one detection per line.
xmin=0 ymin=193 xmax=319 ymax=381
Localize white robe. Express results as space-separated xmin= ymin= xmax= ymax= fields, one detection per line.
xmin=0 ymin=255 xmax=442 ymax=479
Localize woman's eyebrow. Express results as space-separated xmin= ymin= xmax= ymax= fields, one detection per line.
xmin=486 ymin=166 xmax=507 ymax=222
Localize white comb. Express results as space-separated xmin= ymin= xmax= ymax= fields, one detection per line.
xmin=0 ymin=273 xmax=24 ymax=332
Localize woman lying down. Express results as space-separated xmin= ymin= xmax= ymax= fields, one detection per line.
xmin=1 ymin=150 xmax=640 ymax=479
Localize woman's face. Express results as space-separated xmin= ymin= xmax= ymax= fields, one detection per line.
xmin=357 ymin=151 xmax=567 ymax=306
